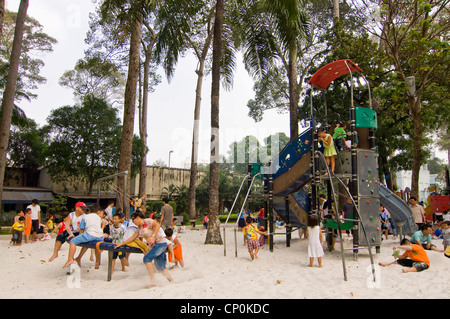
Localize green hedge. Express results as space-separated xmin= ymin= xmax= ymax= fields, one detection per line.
xmin=0 ymin=211 xmax=16 ymax=226
xmin=146 ymin=201 xmax=177 ymax=214
xmin=219 ymin=213 xmax=238 ymax=223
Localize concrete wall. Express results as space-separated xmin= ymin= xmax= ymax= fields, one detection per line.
xmin=131 ymin=166 xmax=206 ymax=200
xmin=30 ymin=166 xmax=205 ymax=201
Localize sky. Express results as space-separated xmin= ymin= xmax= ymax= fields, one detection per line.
xmin=5 ymin=0 xmax=292 ymax=169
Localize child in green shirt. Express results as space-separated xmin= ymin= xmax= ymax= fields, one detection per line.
xmin=333 ymin=122 xmax=348 ymax=151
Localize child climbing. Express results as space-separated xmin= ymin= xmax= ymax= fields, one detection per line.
xmin=332 ymin=121 xmax=348 ymax=151
xmin=318 ymin=128 xmax=337 ymax=174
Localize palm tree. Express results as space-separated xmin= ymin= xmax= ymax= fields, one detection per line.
xmin=0 ymin=0 xmax=28 ymax=216
xmin=184 ymin=3 xmax=215 ymax=222
xmin=155 ymin=0 xmax=239 ymax=226
xmin=99 ymin=0 xmax=147 ymax=217
xmin=237 ymin=0 xmax=310 ymax=140
xmin=205 ymin=0 xmax=225 ymax=245
xmin=137 ymin=7 xmax=159 ymax=205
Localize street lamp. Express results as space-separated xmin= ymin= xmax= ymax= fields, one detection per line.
xmin=168 ymin=150 xmax=174 ymax=197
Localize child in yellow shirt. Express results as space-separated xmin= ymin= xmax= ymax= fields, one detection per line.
xmin=243 ymin=216 xmax=268 ymax=261
xmin=9 ymin=217 xmax=25 ymax=246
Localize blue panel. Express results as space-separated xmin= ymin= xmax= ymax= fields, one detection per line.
xmin=291 ymin=189 xmax=310 ymax=213
xmin=266 ymin=128 xmax=312 ymax=179
xmin=273 ymin=203 xmax=303 ymax=227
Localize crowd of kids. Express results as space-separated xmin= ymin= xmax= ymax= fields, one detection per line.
xmin=9 ymin=184 xmax=448 ymax=282
xmin=8 ymin=197 xmax=184 ymax=287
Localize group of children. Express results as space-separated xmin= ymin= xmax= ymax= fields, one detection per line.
xmin=59 ymin=203 xmax=185 ymax=286
xmin=9 ymin=209 xmax=54 ymax=246
xmin=240 ymin=211 xmax=324 ymax=268
xmin=6 ymin=201 xmax=184 ymax=286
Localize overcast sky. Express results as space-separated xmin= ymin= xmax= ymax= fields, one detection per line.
xmin=5 ymin=0 xmax=292 ymax=169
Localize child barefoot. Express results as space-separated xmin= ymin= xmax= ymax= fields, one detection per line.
xmin=308 ymin=214 xmax=324 ymax=267
xmin=165 ymin=227 xmax=184 ymax=268
xmin=243 ymin=216 xmax=268 ymax=261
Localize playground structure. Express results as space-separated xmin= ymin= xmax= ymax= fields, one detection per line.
xmin=223 ymin=59 xmax=416 ymax=281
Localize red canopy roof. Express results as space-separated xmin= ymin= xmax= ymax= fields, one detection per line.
xmin=307 ymin=59 xmax=363 ymax=91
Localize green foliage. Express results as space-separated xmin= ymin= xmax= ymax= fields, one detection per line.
xmin=42 ymin=95 xmax=144 ymax=194
xmin=219 ymin=213 xmax=238 ymax=223
xmin=225 ymin=133 xmax=289 ymax=174
xmin=146 ymin=200 xmax=177 ymax=214
xmin=58 ymin=56 xmax=126 ymax=104
xmin=0 ymin=9 xmax=57 ymax=100
xmin=7 ymin=118 xmax=46 ymax=170
xmin=39 ymin=194 xmax=68 ymax=216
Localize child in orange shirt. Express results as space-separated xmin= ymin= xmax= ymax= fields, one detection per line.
xmin=378 ymin=238 xmax=430 ymax=273
xmin=24 ymin=208 xmax=32 ymax=243
xmin=165 ymin=227 xmax=184 ymax=268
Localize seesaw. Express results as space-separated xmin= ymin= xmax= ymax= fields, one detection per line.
xmin=67 ymin=238 xmax=144 ymax=281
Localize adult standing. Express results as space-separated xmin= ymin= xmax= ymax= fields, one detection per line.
xmin=26 ymin=199 xmax=40 ymax=241
xmin=48 ymin=202 xmax=87 ymax=262
xmin=409 ymin=196 xmax=426 ymax=230
xmin=160 ymin=197 xmax=173 ymax=230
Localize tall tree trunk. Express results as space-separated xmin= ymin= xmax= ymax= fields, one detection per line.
xmin=0 ymin=0 xmax=5 ymax=46
xmin=287 ymin=48 xmax=299 ymax=140
xmin=0 ymin=0 xmax=28 ymax=217
xmin=187 ymin=63 xmax=205 ymax=220
xmin=117 ymin=16 xmax=142 ymax=218
xmin=410 ymin=96 xmax=422 ymax=200
xmin=333 ymin=0 xmax=339 ymax=21
xmin=187 ymin=24 xmax=214 ymax=220
xmin=205 ymin=0 xmax=224 ymax=245
xmin=138 ymin=40 xmax=155 ymax=202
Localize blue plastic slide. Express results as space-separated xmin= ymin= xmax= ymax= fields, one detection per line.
xmin=379 ymin=184 xmax=416 ymax=236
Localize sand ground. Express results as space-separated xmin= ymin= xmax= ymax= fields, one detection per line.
xmin=0 ymin=226 xmax=448 ymax=299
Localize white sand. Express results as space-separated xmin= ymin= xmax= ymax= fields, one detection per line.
xmin=0 ymin=227 xmax=448 ymax=299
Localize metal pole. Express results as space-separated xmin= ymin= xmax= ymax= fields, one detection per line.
xmin=344 ymin=60 xmax=359 ymax=261
xmin=223 ymin=174 xmax=249 ymax=256
xmin=234 ymin=173 xmax=261 ymax=257
xmin=316 ymin=151 xmax=347 ymax=281
xmin=285 ymin=195 xmax=291 ymax=247
xmin=96 ymin=171 xmax=128 ymax=210
xmin=124 ymin=173 xmax=128 ymax=219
